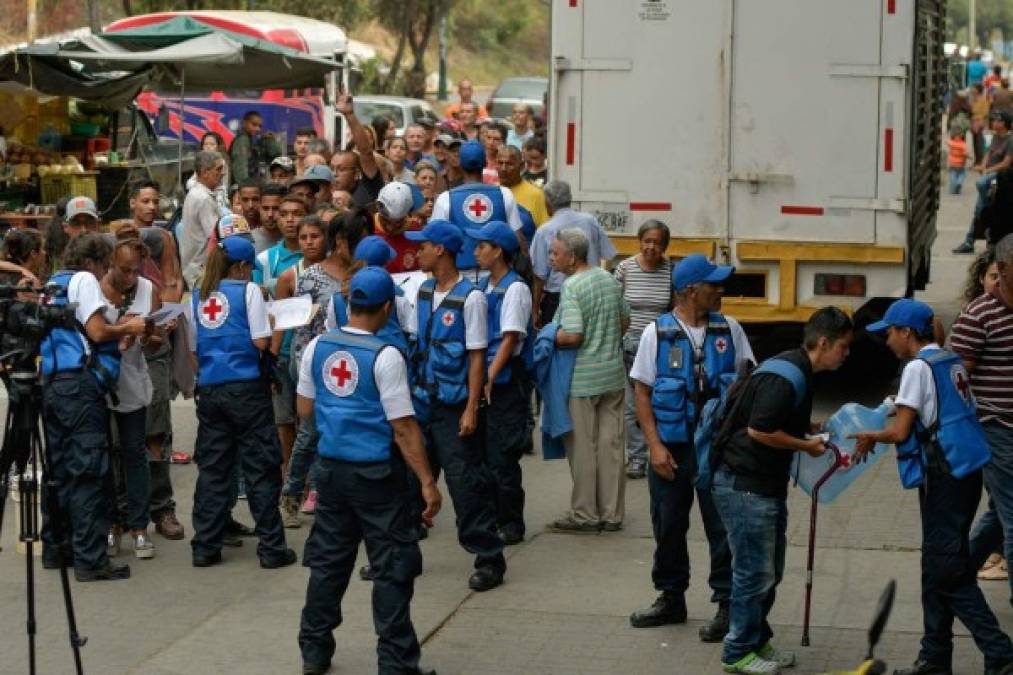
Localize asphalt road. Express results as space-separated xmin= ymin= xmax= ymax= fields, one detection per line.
xmin=0 ymin=177 xmax=1004 ymax=675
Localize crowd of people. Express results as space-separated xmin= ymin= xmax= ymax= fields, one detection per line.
xmin=6 ymin=78 xmax=1013 ymax=675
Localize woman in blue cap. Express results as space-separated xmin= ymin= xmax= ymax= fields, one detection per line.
xmin=468 ymin=220 xmax=534 ymax=545
xmin=189 ymin=235 xmax=296 ymax=569
xmin=853 ymin=299 xmax=1013 ymax=675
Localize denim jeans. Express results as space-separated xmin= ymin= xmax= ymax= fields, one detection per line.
xmin=623 ymin=341 xmax=647 ymax=468
xmin=919 ymin=467 xmax=1013 ymax=669
xmin=284 ymin=415 xmax=319 ymax=497
xmin=970 ymin=421 xmax=1013 ymax=600
xmin=960 ymin=173 xmax=998 ymax=245
xmin=712 ymin=468 xmax=786 ymax=663
xmin=109 ymin=407 xmax=150 ymax=531
xmin=949 ymin=167 xmax=967 ymax=194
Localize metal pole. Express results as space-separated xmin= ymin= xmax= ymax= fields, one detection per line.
xmin=177 ymin=69 xmax=185 ymax=193
xmin=438 ymin=12 xmax=448 ymax=101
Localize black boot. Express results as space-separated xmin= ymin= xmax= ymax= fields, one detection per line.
xmin=698 ymin=602 xmax=729 ymax=642
xmin=629 ymin=591 xmax=687 ymax=628
xmin=892 ymin=661 xmax=952 ymax=675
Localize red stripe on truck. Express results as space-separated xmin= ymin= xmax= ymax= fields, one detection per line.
xmin=629 ymin=202 xmax=672 ymax=211
xmin=566 ymin=123 xmax=576 ymax=165
xmin=781 ymin=205 xmax=824 ymax=216
xmin=884 ymin=128 xmax=894 ymax=172
xmin=887 ymin=0 xmax=896 ymax=14
xmin=569 ymin=0 xmax=578 ymax=6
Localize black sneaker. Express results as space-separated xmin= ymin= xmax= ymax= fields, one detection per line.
xmin=468 ymin=565 xmax=504 ymax=592
xmin=986 ymin=661 xmax=1013 ymax=675
xmin=192 ymin=551 xmax=223 ymax=567
xmin=359 ymin=565 xmax=374 ymax=581
xmin=498 ymin=526 xmax=524 ymax=545
xmin=952 ymin=241 xmax=975 ymax=254
xmin=74 ymin=561 xmax=131 ymax=582
xmin=699 ymin=602 xmax=730 ymax=642
xmin=302 ymin=660 xmax=330 ymax=675
xmin=260 ymin=547 xmax=298 ymax=569
xmin=225 ymin=517 xmax=256 ymax=537
xmin=629 ymin=591 xmax=687 ymax=628
xmin=893 ymin=660 xmax=952 ymax=675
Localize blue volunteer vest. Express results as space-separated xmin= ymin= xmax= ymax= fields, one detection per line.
xmin=481 ymin=270 xmax=533 ymax=385
xmin=448 ymin=183 xmax=507 ymax=270
xmin=652 ymin=312 xmax=737 ymax=444
xmin=895 ymin=348 xmax=992 ymax=489
xmin=41 ymin=270 xmax=121 ymax=390
xmin=313 ymin=330 xmax=394 ymax=463
xmin=192 ymin=280 xmax=262 ymax=386
xmin=331 ymin=285 xmax=410 ymax=356
xmin=414 ymin=277 xmax=476 ymax=405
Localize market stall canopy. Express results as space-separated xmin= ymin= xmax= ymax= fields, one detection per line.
xmin=0 ymin=16 xmax=337 ymax=105
xmin=0 ymin=43 xmax=149 ymax=109
xmin=90 ymin=15 xmax=338 ymax=90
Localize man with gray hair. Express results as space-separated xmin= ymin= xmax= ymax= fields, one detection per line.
xmin=549 ymin=227 xmax=630 ymax=533
xmin=530 ymin=180 xmax=616 ymax=328
xmin=180 ymin=151 xmax=227 ymax=288
xmin=956 ymin=234 xmax=1013 ymax=601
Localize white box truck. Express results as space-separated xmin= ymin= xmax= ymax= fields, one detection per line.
xmin=549 ymin=0 xmax=944 ymax=324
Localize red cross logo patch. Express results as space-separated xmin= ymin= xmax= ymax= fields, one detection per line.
xmin=441 ymin=311 xmax=455 ymax=327
xmin=714 ymin=337 xmax=729 ymax=354
xmin=463 ymin=194 xmax=493 ymax=224
xmin=198 ymin=291 xmax=230 ymax=329
xmin=950 ymin=364 xmax=974 ymax=405
xmin=322 ymin=351 xmax=359 ymax=397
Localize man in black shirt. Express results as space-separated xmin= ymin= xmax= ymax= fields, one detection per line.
xmin=714 ymin=307 xmax=853 ymax=674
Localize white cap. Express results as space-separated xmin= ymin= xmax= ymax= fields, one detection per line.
xmin=376 ymin=181 xmax=413 ymax=221
xmin=65 ymin=195 xmax=98 ymax=221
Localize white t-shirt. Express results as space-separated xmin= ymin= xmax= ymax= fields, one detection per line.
xmin=894 ymin=343 xmax=941 ymax=428
xmin=630 ymin=313 xmax=755 ymax=386
xmin=324 ymin=294 xmax=414 ymax=334
xmin=68 ymin=271 xmax=111 ymax=356
xmin=406 ymin=275 xmax=489 ymax=349
xmin=487 ymin=278 xmax=531 ymax=356
xmin=187 ymin=281 xmax=272 ymax=351
xmin=104 ymin=277 xmax=155 ymax=412
xmin=297 ymin=327 xmax=414 ymax=420
xmin=432 ymin=186 xmax=524 ymax=233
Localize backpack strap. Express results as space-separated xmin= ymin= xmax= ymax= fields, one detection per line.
xmin=754 ymin=359 xmax=806 ymax=409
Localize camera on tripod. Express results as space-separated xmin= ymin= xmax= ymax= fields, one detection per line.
xmin=0 ymin=283 xmax=77 ymax=365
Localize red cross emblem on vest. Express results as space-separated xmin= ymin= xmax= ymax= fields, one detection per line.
xmin=464 ymin=194 xmax=493 ymax=224
xmin=950 ymin=364 xmax=974 ymax=405
xmin=714 ymin=337 xmax=729 ymax=354
xmin=441 ymin=310 xmax=455 ymax=327
xmin=198 ymin=291 xmax=230 ymax=329
xmin=322 ymin=350 xmax=358 ymax=397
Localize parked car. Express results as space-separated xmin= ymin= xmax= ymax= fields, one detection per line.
xmin=352 ymin=95 xmax=440 ymax=137
xmin=486 ymin=77 xmax=548 ymax=120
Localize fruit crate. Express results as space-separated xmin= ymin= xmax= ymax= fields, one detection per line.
xmin=40 ymin=172 xmax=98 ymax=205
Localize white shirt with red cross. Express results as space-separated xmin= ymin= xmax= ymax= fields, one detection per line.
xmin=296 ymin=327 xmax=414 ymax=421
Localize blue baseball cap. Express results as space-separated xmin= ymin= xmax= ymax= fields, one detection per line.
xmin=354 ymin=235 xmax=397 ymax=267
xmin=865 ymin=299 xmax=934 ymax=334
xmin=465 ymin=220 xmax=519 ymax=254
xmin=459 ymin=140 xmax=486 ymax=172
xmin=672 ymin=254 xmax=735 ymax=290
xmin=349 ymin=266 xmax=395 ymax=306
xmin=219 ymin=235 xmax=256 ymax=265
xmin=303 ymin=164 xmax=334 ymax=184
xmin=405 ymin=219 xmax=463 ymax=254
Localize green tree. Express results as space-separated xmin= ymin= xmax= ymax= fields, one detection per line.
xmin=947 ymin=0 xmax=1013 ymax=47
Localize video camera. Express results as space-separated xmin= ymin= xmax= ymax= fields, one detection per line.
xmin=0 ymin=283 xmax=77 ymax=371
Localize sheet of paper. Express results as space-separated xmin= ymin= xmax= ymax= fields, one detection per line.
xmin=147 ymin=303 xmax=186 ymax=327
xmin=267 ymin=295 xmax=317 ymax=330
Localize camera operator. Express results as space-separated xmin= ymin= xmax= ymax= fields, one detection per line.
xmin=1 ymin=228 xmax=46 ymax=286
xmin=40 ymin=233 xmax=150 ymax=581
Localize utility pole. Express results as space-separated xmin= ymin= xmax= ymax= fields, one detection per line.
xmin=437 ymin=6 xmax=448 ymax=101
xmin=86 ymin=0 xmax=101 ymax=33
xmin=26 ymin=0 xmax=37 ymax=42
xmin=969 ymin=0 xmax=977 ymax=49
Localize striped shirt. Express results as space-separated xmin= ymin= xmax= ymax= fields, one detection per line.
xmin=951 ymin=290 xmax=1013 ymax=428
xmin=556 ymin=266 xmax=630 ymax=397
xmin=613 ymin=256 xmax=672 ymax=344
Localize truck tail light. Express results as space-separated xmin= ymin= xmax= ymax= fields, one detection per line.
xmin=814 ymin=273 xmax=866 ymax=297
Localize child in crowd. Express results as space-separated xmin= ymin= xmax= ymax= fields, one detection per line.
xmin=947 ymin=127 xmax=969 ymax=195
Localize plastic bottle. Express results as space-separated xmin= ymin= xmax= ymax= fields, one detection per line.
xmin=791 ymin=401 xmax=893 ymax=503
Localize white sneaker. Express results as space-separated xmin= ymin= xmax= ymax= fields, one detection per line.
xmin=758 ymin=643 xmax=796 ymax=668
xmin=132 ymin=532 xmax=155 ymax=559
xmin=107 ymin=529 xmax=121 ymax=557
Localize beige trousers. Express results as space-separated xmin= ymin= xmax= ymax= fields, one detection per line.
xmin=562 ymin=389 xmax=626 ymax=526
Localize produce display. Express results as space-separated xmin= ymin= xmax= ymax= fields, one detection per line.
xmin=4 ymin=142 xmax=85 ymax=178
